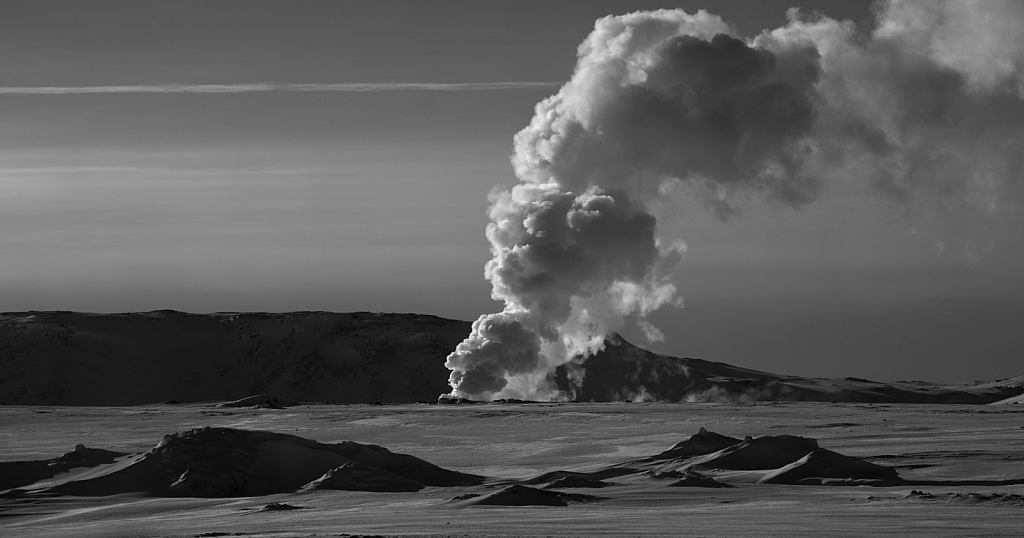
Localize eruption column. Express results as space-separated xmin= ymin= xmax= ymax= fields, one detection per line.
xmin=446 ymin=2 xmax=1024 ymax=401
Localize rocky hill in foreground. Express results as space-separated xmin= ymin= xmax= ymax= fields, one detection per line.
xmin=1 ymin=311 xmax=1021 ymax=405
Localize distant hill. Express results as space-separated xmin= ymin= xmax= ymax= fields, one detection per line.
xmin=1 ymin=311 xmax=1021 ymax=405
xmin=0 ymin=311 xmax=465 ymax=405
xmin=556 ymin=337 xmax=1024 ymax=404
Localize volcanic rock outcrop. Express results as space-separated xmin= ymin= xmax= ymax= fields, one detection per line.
xmin=760 ymin=449 xmax=900 ymax=485
xmin=4 ymin=427 xmax=481 ymax=497
xmin=648 ymin=427 xmax=743 ymax=460
xmin=454 ymin=485 xmax=606 ymax=507
xmin=628 ymin=429 xmax=903 ymax=487
xmin=0 ymin=444 xmax=128 ymax=491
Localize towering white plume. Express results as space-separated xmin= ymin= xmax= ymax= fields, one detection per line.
xmin=446 ymin=1 xmax=1024 ymax=401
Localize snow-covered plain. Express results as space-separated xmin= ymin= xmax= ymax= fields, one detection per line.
xmin=2 ymin=401 xmax=1023 ymax=537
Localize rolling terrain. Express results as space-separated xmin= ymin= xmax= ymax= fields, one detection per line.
xmin=2 ymin=402 xmax=1024 ymax=537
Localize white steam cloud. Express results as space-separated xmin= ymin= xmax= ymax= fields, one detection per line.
xmin=446 ymin=0 xmax=1024 ymax=401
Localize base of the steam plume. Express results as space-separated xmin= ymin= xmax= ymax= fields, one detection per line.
xmin=435 ymin=394 xmax=558 ymax=405
xmin=442 ymin=334 xmax=1024 ymax=404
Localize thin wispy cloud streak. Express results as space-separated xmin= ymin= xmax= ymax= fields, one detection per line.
xmin=0 ymin=82 xmax=562 ymax=95
xmin=0 ymin=166 xmax=326 ymax=176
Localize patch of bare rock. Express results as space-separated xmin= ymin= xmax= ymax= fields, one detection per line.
xmin=451 ymin=485 xmax=607 ymax=507
xmin=253 ymin=502 xmax=305 ymax=512
xmin=654 ymin=427 xmax=742 ymax=459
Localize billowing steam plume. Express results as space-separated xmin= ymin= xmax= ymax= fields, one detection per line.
xmin=445 ymin=1 xmax=1024 ymax=401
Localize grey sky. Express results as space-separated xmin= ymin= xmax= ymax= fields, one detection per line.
xmin=1 ymin=0 xmax=1021 ymax=383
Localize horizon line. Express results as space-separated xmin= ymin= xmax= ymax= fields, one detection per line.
xmin=0 ymin=82 xmax=562 ymax=95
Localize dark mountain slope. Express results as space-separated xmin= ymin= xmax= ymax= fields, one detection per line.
xmin=0 ymin=311 xmax=467 ymax=405
xmin=1 ymin=311 xmax=1020 ymax=405
xmin=554 ymin=336 xmax=1024 ymax=404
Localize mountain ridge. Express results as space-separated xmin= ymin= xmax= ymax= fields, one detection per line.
xmin=1 ymin=310 xmax=1020 ymax=405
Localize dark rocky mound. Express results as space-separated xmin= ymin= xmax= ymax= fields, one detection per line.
xmin=255 ymin=502 xmax=305 ymax=512
xmin=904 ymin=490 xmax=938 ymax=500
xmin=626 ymin=429 xmax=904 ymax=488
xmin=647 ymin=427 xmax=742 ymax=461
xmin=505 ymin=430 xmax=906 ymax=491
xmin=759 ymin=448 xmax=900 ymax=485
xmin=10 ymin=427 xmax=481 ymax=498
xmin=302 ymin=462 xmax=424 ymax=492
xmin=0 ymin=444 xmax=128 ymax=491
xmin=667 ymin=473 xmax=734 ymax=488
xmin=689 ymin=435 xmax=821 ymax=471
xmin=542 ymin=476 xmax=610 ymax=489
xmin=459 ymin=485 xmax=605 ymax=507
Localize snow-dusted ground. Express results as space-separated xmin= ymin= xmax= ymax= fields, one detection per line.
xmin=2 ymin=401 xmax=1023 ymax=537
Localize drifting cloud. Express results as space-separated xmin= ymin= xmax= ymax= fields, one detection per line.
xmin=445 ymin=1 xmax=1024 ymax=401
xmin=764 ymin=0 xmax=1024 ymax=214
xmin=0 ymin=82 xmax=560 ymax=95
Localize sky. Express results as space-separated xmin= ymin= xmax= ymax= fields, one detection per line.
xmin=1 ymin=0 xmax=1022 ymax=384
